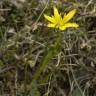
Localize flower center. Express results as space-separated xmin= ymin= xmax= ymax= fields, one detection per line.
xmin=57 ymin=20 xmax=63 ymax=26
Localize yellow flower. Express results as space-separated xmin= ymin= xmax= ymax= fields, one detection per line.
xmin=44 ymin=6 xmax=79 ymax=31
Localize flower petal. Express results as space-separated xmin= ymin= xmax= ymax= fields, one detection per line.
xmin=59 ymin=23 xmax=79 ymax=30
xmin=59 ymin=26 xmax=67 ymax=31
xmin=64 ymin=23 xmax=79 ymax=27
xmin=47 ymin=23 xmax=56 ymax=28
xmin=63 ymin=9 xmax=77 ymax=24
xmin=44 ymin=14 xmax=55 ymax=23
xmin=53 ymin=6 xmax=62 ymax=22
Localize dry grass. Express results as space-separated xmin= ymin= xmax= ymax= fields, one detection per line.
xmin=0 ymin=0 xmax=96 ymax=96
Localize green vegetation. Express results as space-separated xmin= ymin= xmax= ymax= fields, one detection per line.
xmin=0 ymin=0 xmax=96 ymax=96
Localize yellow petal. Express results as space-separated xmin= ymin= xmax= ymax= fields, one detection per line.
xmin=59 ymin=26 xmax=67 ymax=31
xmin=47 ymin=23 xmax=56 ymax=28
xmin=63 ymin=9 xmax=77 ymax=24
xmin=53 ymin=6 xmax=62 ymax=22
xmin=64 ymin=23 xmax=79 ymax=27
xmin=44 ymin=14 xmax=55 ymax=23
xmin=59 ymin=23 xmax=79 ymax=30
